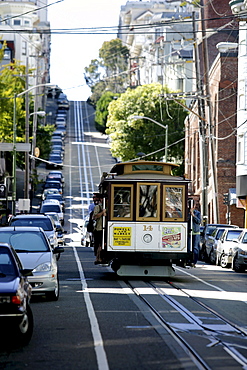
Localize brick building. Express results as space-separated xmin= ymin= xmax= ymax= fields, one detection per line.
xmin=184 ymin=0 xmax=245 ymax=227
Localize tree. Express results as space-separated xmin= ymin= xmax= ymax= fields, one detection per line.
xmin=85 ymin=38 xmax=129 ymax=105
xmin=0 ymin=59 xmax=51 ymax=173
xmin=95 ymin=91 xmax=120 ymax=133
xmin=106 ymin=83 xmax=188 ymax=166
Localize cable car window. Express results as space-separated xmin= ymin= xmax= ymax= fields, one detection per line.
xmin=137 ymin=183 xmax=160 ymax=221
xmin=111 ymin=185 xmax=133 ymax=220
xmin=163 ymin=186 xmax=185 ymax=221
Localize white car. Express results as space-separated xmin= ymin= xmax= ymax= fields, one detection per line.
xmin=205 ymin=226 xmax=239 ymax=264
xmin=216 ymin=228 xmax=244 ymax=268
xmin=40 ymin=199 xmax=64 ymax=225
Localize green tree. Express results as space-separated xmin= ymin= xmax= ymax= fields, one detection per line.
xmin=106 ymin=83 xmax=187 ymax=166
xmin=95 ymin=91 xmax=120 ymax=133
xmin=85 ymin=38 xmax=129 ymax=105
xmin=0 ymin=59 xmax=51 ymax=172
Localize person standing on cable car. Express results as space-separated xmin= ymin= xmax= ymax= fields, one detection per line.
xmin=93 ymin=194 xmax=106 ymax=264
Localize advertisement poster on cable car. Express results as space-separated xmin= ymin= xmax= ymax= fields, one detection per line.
xmin=162 ymin=226 xmax=182 ymax=249
xmin=113 ymin=226 xmax=132 ymax=246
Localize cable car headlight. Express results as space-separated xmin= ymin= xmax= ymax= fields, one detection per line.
xmin=143 ymin=234 xmax=152 ymax=243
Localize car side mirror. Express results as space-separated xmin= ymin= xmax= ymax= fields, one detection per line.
xmin=53 ymin=246 xmax=64 ymax=254
xmin=20 ymin=269 xmax=33 ymax=277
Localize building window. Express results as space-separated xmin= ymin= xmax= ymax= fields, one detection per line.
xmin=239 ymin=94 xmax=245 ymax=110
xmin=176 ymin=78 xmax=184 ymax=91
xmin=3 ymin=48 xmax=11 ymax=60
xmin=22 ymin=41 xmax=27 ymax=56
xmin=237 ymin=135 xmax=244 ymax=164
xmin=13 ymin=19 xmax=21 ymax=26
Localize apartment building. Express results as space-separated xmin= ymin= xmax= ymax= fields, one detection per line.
xmin=0 ymin=0 xmax=50 ymax=89
xmin=118 ymin=0 xmax=197 ymax=106
xmin=184 ymin=0 xmax=243 ymax=226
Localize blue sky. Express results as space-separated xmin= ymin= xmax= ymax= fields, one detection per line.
xmin=48 ymin=0 xmax=128 ymax=101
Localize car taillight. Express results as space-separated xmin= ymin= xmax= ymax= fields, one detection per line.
xmin=11 ymin=295 xmax=22 ymax=305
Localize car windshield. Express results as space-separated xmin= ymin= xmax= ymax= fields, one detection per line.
xmin=0 ymin=232 xmax=49 ymax=252
xmin=44 ymin=183 xmax=61 ymax=189
xmin=206 ymin=226 xmax=216 ymax=236
xmin=10 ymin=218 xmax=53 ymax=231
xmin=41 ymin=205 xmax=61 ymax=213
xmin=46 ymin=194 xmax=62 ymax=201
xmin=226 ymin=230 xmax=242 ymax=241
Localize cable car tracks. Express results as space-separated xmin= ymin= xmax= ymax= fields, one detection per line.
xmin=125 ymin=279 xmax=247 ymax=369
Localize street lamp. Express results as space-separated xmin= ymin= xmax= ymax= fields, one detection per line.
xmin=130 ymin=115 xmax=168 ymax=161
xmin=12 ymin=83 xmax=51 ymax=214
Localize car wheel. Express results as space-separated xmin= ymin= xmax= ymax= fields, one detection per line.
xmin=220 ymin=253 xmax=230 ymax=268
xmin=209 ymin=249 xmax=216 ymax=264
xmin=233 ymin=254 xmax=245 ymax=273
xmin=46 ymin=275 xmax=59 ymax=301
xmin=15 ymin=304 xmax=33 ymax=346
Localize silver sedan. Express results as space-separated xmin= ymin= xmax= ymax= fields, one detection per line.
xmin=0 ymin=226 xmax=64 ymax=300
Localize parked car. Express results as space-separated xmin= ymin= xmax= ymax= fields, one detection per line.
xmin=48 ymin=170 xmax=64 ymax=184
xmin=0 ymin=227 xmax=64 ymax=300
xmin=51 ymin=144 xmax=64 ymax=153
xmin=57 ymin=94 xmax=69 ymax=110
xmin=42 ymin=180 xmax=63 ymax=194
xmin=42 ymin=188 xmax=60 ymax=201
xmin=55 ymin=117 xmax=66 ymax=125
xmin=51 ymin=132 xmax=65 ymax=142
xmin=200 ymin=223 xmax=238 ymax=260
xmin=9 ymin=213 xmax=59 ymax=249
xmin=205 ymin=226 xmax=239 ymax=264
xmin=46 ymin=173 xmax=64 ymax=185
xmin=51 ymin=135 xmax=65 ymax=145
xmin=230 ymin=229 xmax=247 ymax=272
xmin=45 ymin=213 xmax=66 ymax=246
xmin=55 ymin=125 xmax=66 ymax=135
xmin=44 ymin=193 xmax=65 ymax=211
xmin=40 ymin=199 xmax=64 ymax=225
xmin=50 ymin=149 xmax=64 ymax=160
xmin=56 ymin=111 xmax=67 ymax=117
xmin=216 ymin=228 xmax=244 ymax=268
xmin=46 ymin=154 xmax=63 ymax=170
xmin=0 ymin=242 xmax=33 ymax=345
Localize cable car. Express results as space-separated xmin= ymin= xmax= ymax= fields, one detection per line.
xmin=97 ymin=160 xmax=193 ymax=277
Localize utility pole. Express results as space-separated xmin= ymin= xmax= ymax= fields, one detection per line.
xmin=192 ymin=11 xmax=208 ymax=224
xmin=200 ymin=0 xmax=219 ymax=223
xmin=24 ymin=54 xmax=29 ymax=200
